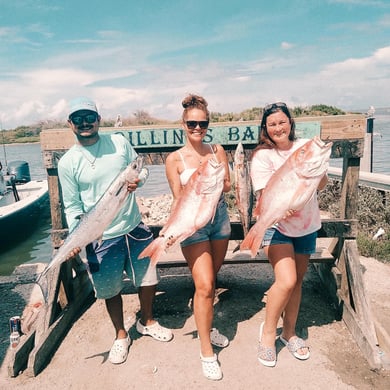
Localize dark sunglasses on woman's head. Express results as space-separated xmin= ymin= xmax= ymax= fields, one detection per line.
xmin=186 ymin=120 xmax=209 ymax=130
xmin=264 ymin=102 xmax=287 ymax=111
xmin=70 ymin=113 xmax=98 ymax=125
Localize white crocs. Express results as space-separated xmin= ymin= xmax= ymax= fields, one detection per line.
xmin=108 ymin=335 xmax=130 ymax=364
xmin=200 ymin=353 xmax=223 ymax=381
xmin=136 ymin=319 xmax=173 ymax=342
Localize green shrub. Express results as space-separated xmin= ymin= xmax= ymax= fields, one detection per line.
xmin=318 ymin=179 xmax=390 ymax=263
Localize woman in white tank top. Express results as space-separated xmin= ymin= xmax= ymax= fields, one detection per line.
xmin=165 ymin=94 xmax=231 ymax=381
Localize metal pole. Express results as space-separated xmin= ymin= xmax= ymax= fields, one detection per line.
xmin=366 ymin=117 xmax=374 ymax=173
xmin=1 ymin=124 xmax=8 ymax=170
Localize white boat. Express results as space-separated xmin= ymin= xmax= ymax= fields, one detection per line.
xmin=0 ymin=160 xmax=49 ymax=246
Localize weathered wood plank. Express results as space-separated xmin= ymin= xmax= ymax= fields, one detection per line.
xmin=320 ymin=116 xmax=366 ymax=140
xmin=317 ymin=219 xmax=358 ymax=239
xmin=7 ymin=332 xmax=36 ymax=377
xmin=330 ymin=139 xmax=364 ymax=159
xmin=342 ymin=301 xmax=382 ymax=369
xmin=340 ymin=158 xmax=361 ymax=219
xmin=26 ymin=270 xmax=95 ymax=377
xmin=47 ymin=172 xmax=63 ymax=232
xmin=338 ymin=240 xmax=382 ymax=369
xmin=155 ymin=238 xmax=334 ymax=268
xmin=148 ymin=220 xmax=357 ymax=241
xmin=49 ymin=219 xmax=356 ymax=257
xmin=343 ymin=240 xmax=378 ymax=343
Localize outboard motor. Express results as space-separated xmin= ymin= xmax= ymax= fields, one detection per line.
xmin=7 ymin=160 xmax=31 ymax=183
xmin=0 ymin=170 xmax=6 ymax=195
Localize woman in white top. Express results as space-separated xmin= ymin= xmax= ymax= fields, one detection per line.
xmin=251 ymin=102 xmax=328 ymax=367
xmin=165 ymin=94 xmax=231 ymax=381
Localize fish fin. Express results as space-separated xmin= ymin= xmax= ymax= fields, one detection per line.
xmin=138 ymin=237 xmax=166 ymax=266
xmin=36 ymin=263 xmax=51 ymax=284
xmin=240 ymin=227 xmax=264 ymax=258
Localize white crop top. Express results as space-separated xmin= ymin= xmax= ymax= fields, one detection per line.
xmin=178 ymin=144 xmax=217 ymax=186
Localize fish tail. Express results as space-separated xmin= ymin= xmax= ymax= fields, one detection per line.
xmin=240 ymin=228 xmax=264 ymax=258
xmin=138 ymin=237 xmax=166 ymax=266
xmin=232 ymin=242 xmax=241 ymax=253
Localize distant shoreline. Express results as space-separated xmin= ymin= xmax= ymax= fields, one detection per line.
xmin=2 ymin=141 xmax=40 ymax=146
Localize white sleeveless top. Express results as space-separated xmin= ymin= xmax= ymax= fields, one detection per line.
xmin=178 ymin=144 xmax=217 ymax=186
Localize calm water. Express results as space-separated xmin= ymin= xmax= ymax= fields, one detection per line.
xmin=369 ymin=115 xmax=390 ymax=174
xmin=0 ymin=116 xmax=389 ymax=275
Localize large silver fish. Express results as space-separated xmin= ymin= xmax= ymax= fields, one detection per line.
xmin=240 ymin=137 xmax=332 ymax=257
xmin=37 ymin=156 xmax=144 ymax=282
xmin=139 ymin=158 xmax=225 ymax=266
xmin=234 ymin=142 xmax=253 ymax=238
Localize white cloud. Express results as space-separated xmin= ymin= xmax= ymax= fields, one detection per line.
xmin=281 ymin=41 xmax=295 ymax=50
xmin=1 ymin=19 xmax=389 ymax=129
xmin=320 ymin=46 xmax=390 ymax=77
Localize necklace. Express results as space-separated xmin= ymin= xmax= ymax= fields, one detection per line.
xmin=184 ymin=144 xmax=210 ymax=166
xmin=78 ymin=139 xmax=101 ymax=169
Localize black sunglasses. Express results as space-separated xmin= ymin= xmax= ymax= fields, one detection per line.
xmin=70 ymin=113 xmax=98 ymax=125
xmin=264 ymin=102 xmax=287 ymax=111
xmin=186 ymin=120 xmax=209 ymax=130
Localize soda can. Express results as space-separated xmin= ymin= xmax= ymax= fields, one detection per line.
xmin=9 ymin=316 xmax=21 ymax=334
xmin=10 ymin=332 xmax=20 ymax=348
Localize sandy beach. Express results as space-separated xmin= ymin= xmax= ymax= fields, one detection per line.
xmin=1 ymin=251 xmax=390 ymax=389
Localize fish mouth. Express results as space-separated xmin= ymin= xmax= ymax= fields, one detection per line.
xmin=201 ymin=158 xmax=224 ymax=193
xmin=207 ymin=158 xmax=222 ymax=168
xmin=131 ymin=155 xmax=144 ymax=172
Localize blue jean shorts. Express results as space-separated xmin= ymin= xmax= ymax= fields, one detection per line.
xmin=180 ymin=199 xmax=231 ymax=248
xmin=85 ymin=222 xmax=159 ymax=299
xmin=262 ymin=227 xmax=317 ymax=255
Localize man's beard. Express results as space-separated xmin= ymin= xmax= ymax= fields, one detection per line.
xmin=75 ymin=128 xmax=98 ymax=141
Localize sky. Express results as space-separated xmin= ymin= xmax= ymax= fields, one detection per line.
xmin=0 ymin=0 xmax=389 ymax=129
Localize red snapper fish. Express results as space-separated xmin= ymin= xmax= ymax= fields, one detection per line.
xmin=240 ymin=136 xmax=332 ymax=257
xmin=139 ymin=158 xmax=225 ymax=266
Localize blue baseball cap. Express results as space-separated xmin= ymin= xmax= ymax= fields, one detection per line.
xmin=68 ymin=97 xmax=98 ymax=117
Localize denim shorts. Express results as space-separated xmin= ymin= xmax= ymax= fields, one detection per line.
xmin=262 ymin=227 xmax=317 ymax=254
xmin=180 ymin=200 xmax=231 ymax=248
xmin=85 ymin=222 xmax=159 ymax=299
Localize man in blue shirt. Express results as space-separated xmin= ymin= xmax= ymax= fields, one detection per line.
xmin=58 ymin=97 xmax=172 ymax=364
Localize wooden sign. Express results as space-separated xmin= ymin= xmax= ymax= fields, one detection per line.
xmin=40 ymin=114 xmax=365 ymax=152
xmin=105 ymin=121 xmax=321 ymax=149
